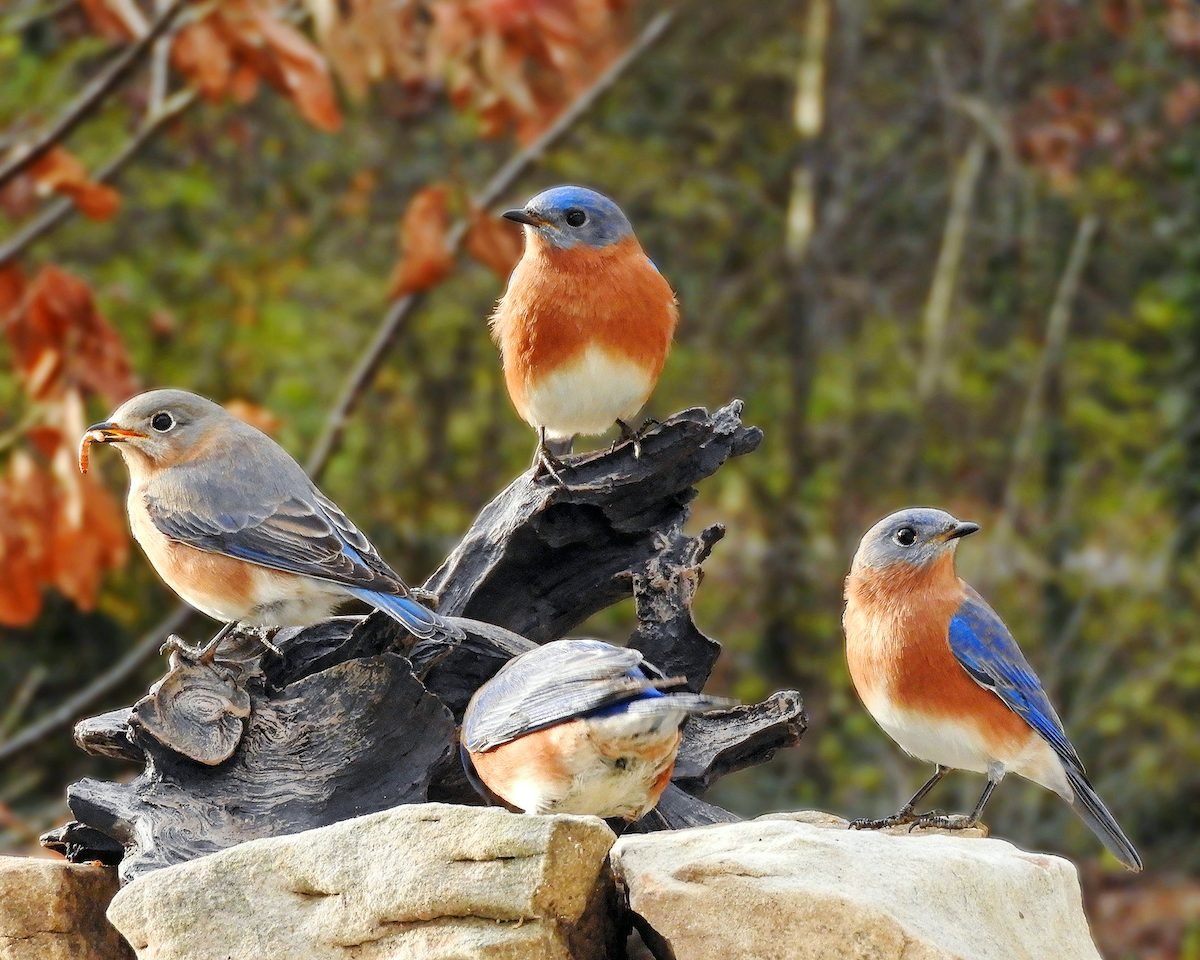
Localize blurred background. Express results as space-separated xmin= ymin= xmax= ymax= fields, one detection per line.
xmin=1 ymin=0 xmax=1198 ymax=956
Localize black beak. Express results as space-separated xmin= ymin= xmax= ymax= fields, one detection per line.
xmin=944 ymin=520 xmax=980 ymax=541
xmin=501 ymin=208 xmax=541 ymax=227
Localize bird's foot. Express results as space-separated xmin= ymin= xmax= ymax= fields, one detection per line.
xmin=613 ymin=418 xmax=660 ymax=460
xmin=409 ymin=587 xmax=440 ymax=609
xmin=531 ymin=446 xmax=569 ymax=488
xmin=159 ymin=634 xmax=210 ymax=663
xmin=160 ymin=621 xmax=239 ymax=667
xmin=848 ymin=810 xmax=918 ymax=830
xmin=907 ymin=812 xmax=980 ymax=833
xmin=244 ymin=624 xmax=283 ymax=658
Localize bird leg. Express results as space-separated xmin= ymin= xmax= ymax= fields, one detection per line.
xmin=906 ymin=779 xmax=997 ymax=832
xmin=159 ymin=621 xmax=237 ymax=666
xmin=530 ymin=426 xmax=568 ymax=487
xmin=849 ymin=765 xmax=948 ymax=829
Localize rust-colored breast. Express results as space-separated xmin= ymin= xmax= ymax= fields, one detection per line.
xmin=490 ymin=235 xmax=678 ymax=417
xmin=844 ymin=557 xmax=1034 ymax=755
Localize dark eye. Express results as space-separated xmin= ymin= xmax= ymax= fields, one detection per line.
xmin=151 ymin=411 xmax=175 ymax=433
xmin=564 ymin=209 xmax=587 ymax=227
xmin=893 ymin=526 xmax=917 ymax=546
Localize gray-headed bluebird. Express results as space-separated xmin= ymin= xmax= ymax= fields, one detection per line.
xmin=492 ymin=186 xmax=678 ymax=482
xmin=461 ymin=638 xmax=729 ymax=820
xmin=843 ymin=507 xmax=1141 ymax=870
xmin=81 ymin=388 xmax=462 ymax=660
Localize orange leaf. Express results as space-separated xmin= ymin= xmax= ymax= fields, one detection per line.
xmin=387 ymin=186 xmax=454 ymax=298
xmin=7 ymin=266 xmax=138 ymax=403
xmin=28 ymin=147 xmax=121 ymax=221
xmin=251 ymin=10 xmax=343 ymax=132
xmin=465 ymin=209 xmax=523 ymax=278
xmin=171 ymin=18 xmax=235 ymax=100
xmin=78 ymin=0 xmax=136 ymax=41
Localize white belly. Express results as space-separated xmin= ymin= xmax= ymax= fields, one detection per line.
xmin=864 ymin=693 xmax=1071 ymax=796
xmin=865 ymin=696 xmax=996 ymax=775
xmin=523 ymin=344 xmax=655 ymax=440
xmin=513 ymin=710 xmax=684 ymax=820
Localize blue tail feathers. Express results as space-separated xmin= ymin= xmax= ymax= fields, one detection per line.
xmin=1065 ymin=766 xmax=1142 ymax=871
xmin=349 ymin=588 xmax=464 ymax=642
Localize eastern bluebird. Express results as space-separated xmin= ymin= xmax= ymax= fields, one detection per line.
xmin=81 ymin=389 xmax=462 ymax=661
xmin=492 ymin=186 xmax=678 ymax=483
xmin=461 ymin=638 xmax=729 ymax=821
xmin=843 ymin=507 xmax=1141 ymax=870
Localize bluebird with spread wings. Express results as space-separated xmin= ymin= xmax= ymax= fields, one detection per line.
xmin=461 ymin=638 xmax=730 ymax=821
xmin=843 ymin=507 xmax=1141 ymax=871
xmin=492 ymin=186 xmax=679 ymax=483
xmin=81 ymin=389 xmax=462 ymax=661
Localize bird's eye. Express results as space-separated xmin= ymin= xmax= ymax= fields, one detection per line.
xmin=893 ymin=526 xmax=917 ymax=546
xmin=150 ymin=412 xmax=175 ymax=433
xmin=565 ymin=209 xmax=587 ymax=228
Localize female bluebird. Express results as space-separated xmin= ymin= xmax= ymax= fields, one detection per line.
xmin=843 ymin=507 xmax=1141 ymax=870
xmin=492 ymin=186 xmax=678 ymax=482
xmin=81 ymin=389 xmax=461 ymax=661
xmin=461 ymin=638 xmax=729 ymax=821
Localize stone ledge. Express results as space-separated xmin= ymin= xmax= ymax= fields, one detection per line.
xmin=611 ymin=810 xmax=1101 ymax=960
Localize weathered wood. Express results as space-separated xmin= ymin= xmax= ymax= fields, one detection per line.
xmin=47 ymin=402 xmax=807 ymax=882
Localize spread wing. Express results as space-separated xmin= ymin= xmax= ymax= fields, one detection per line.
xmin=948 ymin=586 xmax=1084 ymax=773
xmin=144 ymin=453 xmax=410 ymax=596
xmin=462 ymin=639 xmax=675 ymax=753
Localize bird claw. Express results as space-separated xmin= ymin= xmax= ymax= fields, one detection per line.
xmin=848 ymin=811 xmax=917 ymax=830
xmin=409 ymin=587 xmax=440 ymax=609
xmin=907 ymin=813 xmax=978 ymax=833
xmin=531 ymin=448 xmax=569 ymax=488
xmin=159 ymin=634 xmax=207 ymax=663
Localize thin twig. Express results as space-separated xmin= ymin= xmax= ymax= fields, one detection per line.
xmin=304 ymin=7 xmax=679 ymax=477
xmin=0 ymin=0 xmax=187 ymax=191
xmin=995 ymin=214 xmax=1099 ymax=539
xmin=0 ymin=606 xmax=191 ymax=764
xmin=916 ymin=133 xmax=987 ymax=403
xmin=0 ymin=9 xmax=679 ymax=761
xmin=0 ymin=90 xmax=197 ymax=265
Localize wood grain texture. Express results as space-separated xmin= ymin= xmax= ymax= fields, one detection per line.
xmin=46 ymin=402 xmax=806 ymax=883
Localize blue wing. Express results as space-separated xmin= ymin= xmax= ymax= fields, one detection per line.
xmin=947 ymin=586 xmax=1083 ymax=773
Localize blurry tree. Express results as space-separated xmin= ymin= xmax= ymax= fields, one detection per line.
xmin=1 ymin=2 xmax=1199 ymax=954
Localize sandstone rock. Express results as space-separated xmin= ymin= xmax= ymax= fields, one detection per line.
xmin=108 ymin=803 xmax=617 ymax=960
xmin=0 ymin=856 xmax=132 ymax=960
xmin=612 ymin=810 xmax=1101 ymax=960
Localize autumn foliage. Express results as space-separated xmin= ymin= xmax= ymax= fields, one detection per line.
xmin=0 ymin=266 xmax=135 ymax=627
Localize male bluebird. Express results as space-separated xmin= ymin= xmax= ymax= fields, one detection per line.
xmin=80 ymin=389 xmax=462 ymax=660
xmin=843 ymin=507 xmax=1141 ymax=870
xmin=492 ymin=186 xmax=678 ymax=482
xmin=461 ymin=638 xmax=729 ymax=820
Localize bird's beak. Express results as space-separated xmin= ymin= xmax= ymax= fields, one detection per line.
xmin=79 ymin=421 xmax=145 ymax=474
xmin=501 ymin=208 xmax=543 ymax=227
xmin=942 ymin=520 xmax=981 ymax=541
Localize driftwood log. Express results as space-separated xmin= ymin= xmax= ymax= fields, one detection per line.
xmin=43 ymin=401 xmax=807 ymax=882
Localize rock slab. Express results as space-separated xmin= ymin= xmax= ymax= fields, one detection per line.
xmin=107 ymin=803 xmax=617 ymax=960
xmin=611 ymin=811 xmax=1102 ymax=960
xmin=0 ymin=856 xmax=132 ymax=960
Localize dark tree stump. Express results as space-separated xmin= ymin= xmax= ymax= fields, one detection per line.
xmin=46 ymin=401 xmax=807 ymax=883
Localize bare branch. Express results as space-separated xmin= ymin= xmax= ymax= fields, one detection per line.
xmin=0 ymin=606 xmax=191 ymax=764
xmin=916 ymin=133 xmax=988 ymax=403
xmin=304 ymin=7 xmax=679 ymax=477
xmin=995 ymin=214 xmax=1101 ymax=538
xmin=0 ymin=0 xmax=187 ymax=191
xmin=0 ymin=90 xmax=197 ymax=266
xmin=0 ymin=9 xmax=680 ymax=758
